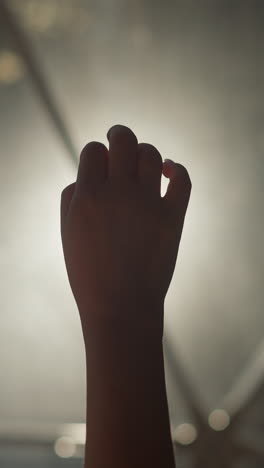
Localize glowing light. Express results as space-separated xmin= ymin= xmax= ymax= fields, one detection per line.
xmin=208 ymin=409 xmax=230 ymax=431
xmin=13 ymin=1 xmax=92 ymax=34
xmin=23 ymin=1 xmax=58 ymax=32
xmin=173 ymin=423 xmax=197 ymax=445
xmin=0 ymin=50 xmax=25 ymax=84
xmin=54 ymin=436 xmax=76 ymax=458
xmin=57 ymin=423 xmax=86 ymax=445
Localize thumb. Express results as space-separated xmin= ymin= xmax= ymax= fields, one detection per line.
xmin=162 ymin=159 xmax=192 ymax=220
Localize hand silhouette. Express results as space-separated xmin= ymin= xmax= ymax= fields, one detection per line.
xmin=60 ymin=124 xmax=191 ymax=337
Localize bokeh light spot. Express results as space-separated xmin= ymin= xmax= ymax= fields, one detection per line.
xmin=54 ymin=436 xmax=76 ymax=458
xmin=208 ymin=409 xmax=230 ymax=431
xmin=173 ymin=423 xmax=198 ymax=445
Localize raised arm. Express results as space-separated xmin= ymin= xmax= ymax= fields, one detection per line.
xmin=60 ymin=124 xmax=191 ymax=468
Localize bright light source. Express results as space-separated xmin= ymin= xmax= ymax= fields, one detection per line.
xmin=57 ymin=423 xmax=86 ymax=445
xmin=54 ymin=435 xmax=76 ymax=458
xmin=208 ymin=409 xmax=230 ymax=431
xmin=14 ymin=1 xmax=91 ymax=34
xmin=0 ymin=50 xmax=25 ymax=84
xmin=173 ymin=423 xmax=197 ymax=445
xmin=24 ymin=1 xmax=58 ymax=32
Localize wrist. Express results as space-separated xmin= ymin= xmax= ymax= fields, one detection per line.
xmin=79 ymin=299 xmax=165 ymax=348
xmin=82 ymin=301 xmax=175 ymax=468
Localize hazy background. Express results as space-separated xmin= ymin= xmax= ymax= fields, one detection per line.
xmin=0 ymin=1 xmax=263 ymax=467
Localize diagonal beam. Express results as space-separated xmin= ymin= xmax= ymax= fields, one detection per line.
xmin=234 ymin=438 xmax=264 ymax=463
xmin=218 ymin=339 xmax=264 ymax=425
xmin=163 ymin=333 xmax=207 ymax=428
xmin=0 ymin=0 xmax=78 ymax=166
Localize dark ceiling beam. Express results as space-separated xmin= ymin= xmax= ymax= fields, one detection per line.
xmin=0 ymin=0 xmax=79 ymax=167
xmin=219 ymin=339 xmax=264 ymax=425
xmin=163 ymin=334 xmax=207 ymax=428
xmin=235 ymin=438 xmax=264 ymax=464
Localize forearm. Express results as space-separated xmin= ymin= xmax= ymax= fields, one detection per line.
xmin=82 ymin=303 xmax=176 ymax=468
xmin=61 ymin=125 xmax=191 ymax=467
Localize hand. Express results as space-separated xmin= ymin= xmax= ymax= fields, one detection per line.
xmin=60 ymin=125 xmax=191 ymax=335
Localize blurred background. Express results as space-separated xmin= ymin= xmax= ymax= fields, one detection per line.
xmin=0 ymin=0 xmax=263 ymax=467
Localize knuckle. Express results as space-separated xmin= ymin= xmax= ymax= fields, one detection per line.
xmin=175 ymin=163 xmax=192 ymax=187
xmin=61 ymin=182 xmax=75 ymax=199
xmin=80 ymin=141 xmax=106 ymax=157
xmin=138 ymin=143 xmax=162 ymax=166
xmin=109 ymin=125 xmax=137 ymax=142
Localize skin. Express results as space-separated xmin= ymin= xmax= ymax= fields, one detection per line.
xmin=60 ymin=124 xmax=191 ymax=468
